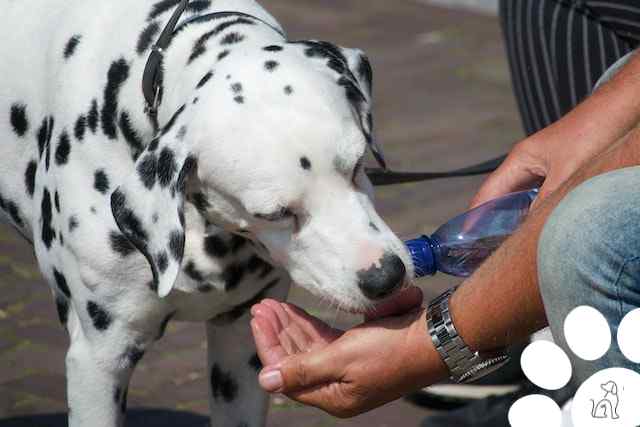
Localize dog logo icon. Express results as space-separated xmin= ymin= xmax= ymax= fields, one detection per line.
xmin=590 ymin=380 xmax=620 ymax=420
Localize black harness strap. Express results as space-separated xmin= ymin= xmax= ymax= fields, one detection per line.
xmin=142 ymin=0 xmax=506 ymax=186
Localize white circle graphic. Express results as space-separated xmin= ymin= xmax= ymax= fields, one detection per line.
xmin=509 ymin=394 xmax=561 ymax=427
xmin=617 ymin=309 xmax=640 ymax=363
xmin=564 ymin=306 xmax=611 ymax=361
xmin=571 ymin=367 xmax=640 ymax=427
xmin=520 ymin=340 xmax=572 ymax=390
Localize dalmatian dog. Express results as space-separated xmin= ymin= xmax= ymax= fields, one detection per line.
xmin=0 ymin=0 xmax=413 ymax=426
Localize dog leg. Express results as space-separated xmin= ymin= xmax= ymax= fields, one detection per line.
xmin=206 ymin=278 xmax=289 ymax=427
xmin=63 ymin=307 xmax=150 ymax=427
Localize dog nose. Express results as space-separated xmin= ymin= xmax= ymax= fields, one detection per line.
xmin=357 ymin=253 xmax=406 ymax=300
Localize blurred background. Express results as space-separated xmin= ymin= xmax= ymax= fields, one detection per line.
xmin=0 ymin=0 xmax=523 ymax=426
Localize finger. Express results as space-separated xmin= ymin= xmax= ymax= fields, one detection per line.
xmin=469 ymin=161 xmax=543 ymax=210
xmin=364 ymin=286 xmax=423 ymax=321
xmin=260 ymin=300 xmax=314 ymax=352
xmin=281 ymin=303 xmax=342 ymax=344
xmin=253 ymin=304 xmax=299 ymax=355
xmin=251 ymin=317 xmax=289 ymax=367
xmin=259 ymin=348 xmax=343 ymax=394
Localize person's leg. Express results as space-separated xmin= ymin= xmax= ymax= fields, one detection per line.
xmin=538 ymin=166 xmax=640 ymax=381
xmin=500 ymin=0 xmax=638 ymax=137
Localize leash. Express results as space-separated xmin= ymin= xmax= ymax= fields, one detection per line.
xmin=142 ymin=0 xmax=507 ymax=186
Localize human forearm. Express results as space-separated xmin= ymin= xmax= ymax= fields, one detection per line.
xmin=451 ymin=125 xmax=640 ymax=354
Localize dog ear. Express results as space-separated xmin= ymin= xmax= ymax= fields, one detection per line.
xmin=110 ymin=106 xmax=196 ymax=297
xmin=338 ymin=47 xmax=385 ymax=168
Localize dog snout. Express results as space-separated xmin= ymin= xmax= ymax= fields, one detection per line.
xmin=357 ymin=252 xmax=406 ymax=300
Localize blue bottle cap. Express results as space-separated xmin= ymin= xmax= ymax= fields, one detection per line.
xmin=405 ymin=235 xmax=437 ymax=277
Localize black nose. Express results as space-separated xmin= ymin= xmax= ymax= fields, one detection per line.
xmin=357 ymin=253 xmax=406 ymax=300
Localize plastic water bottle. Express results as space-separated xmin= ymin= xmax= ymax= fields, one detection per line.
xmin=405 ymin=189 xmax=538 ymax=278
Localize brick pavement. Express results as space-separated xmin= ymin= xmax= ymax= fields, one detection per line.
xmin=0 ymin=1 xmax=522 ymax=426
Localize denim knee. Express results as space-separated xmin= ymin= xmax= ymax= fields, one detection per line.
xmin=537 ymin=167 xmax=640 ymax=381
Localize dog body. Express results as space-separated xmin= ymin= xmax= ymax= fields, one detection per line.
xmin=0 ymin=1 xmax=412 ymax=426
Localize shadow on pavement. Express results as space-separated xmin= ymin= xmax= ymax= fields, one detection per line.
xmin=0 ymin=409 xmax=210 ymax=427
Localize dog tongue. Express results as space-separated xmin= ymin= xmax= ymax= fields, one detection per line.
xmin=364 ymin=286 xmax=424 ymax=321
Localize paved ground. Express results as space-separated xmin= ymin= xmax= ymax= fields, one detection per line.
xmin=0 ymin=1 xmax=523 ymax=426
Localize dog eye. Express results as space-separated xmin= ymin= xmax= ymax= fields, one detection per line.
xmin=255 ymin=207 xmax=295 ymax=222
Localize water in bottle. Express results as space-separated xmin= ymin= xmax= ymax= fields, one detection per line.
xmin=405 ymin=188 xmax=538 ymax=278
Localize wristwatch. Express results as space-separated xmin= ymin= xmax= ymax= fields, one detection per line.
xmin=427 ymin=287 xmax=510 ymax=383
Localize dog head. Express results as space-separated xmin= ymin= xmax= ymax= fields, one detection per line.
xmin=111 ymin=41 xmax=413 ymax=311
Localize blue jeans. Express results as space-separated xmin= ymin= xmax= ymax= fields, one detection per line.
xmin=538 ymin=167 xmax=640 ymax=385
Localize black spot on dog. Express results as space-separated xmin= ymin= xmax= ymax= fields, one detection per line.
xmin=55 ymin=296 xmax=69 ymax=325
xmin=178 ymin=209 xmax=185 ymax=228
xmin=54 ymin=191 xmax=61 ymax=213
xmin=88 ymin=99 xmax=99 ymax=133
xmin=198 ymin=283 xmax=214 ymax=293
xmin=217 ymin=50 xmax=230 ymax=61
xmin=55 ymin=131 xmax=71 ymax=166
xmin=247 ymin=255 xmax=273 ymax=279
xmin=74 ymin=115 xmax=86 ymax=142
xmin=101 ymin=59 xmax=130 ymax=139
xmin=119 ymin=112 xmax=144 ymax=160
xmin=204 ymin=235 xmax=228 ymax=258
xmin=137 ymin=154 xmax=157 ymax=189
xmin=137 ymin=22 xmax=160 ymax=55
xmin=337 ymin=76 xmax=366 ymax=107
xmin=114 ymin=387 xmax=122 ymax=405
xmin=152 ymin=213 xmax=159 ymax=224
xmin=87 ymin=301 xmax=112 ymax=331
xmin=59 ymin=233 xmax=64 ymax=246
xmin=90 ymin=206 xmax=97 ymax=214
xmin=157 ymin=148 xmax=178 ymax=187
xmin=160 ymin=104 xmax=185 ymax=136
xmin=193 ymin=97 xmax=199 ymax=104
xmin=248 ymin=353 xmax=262 ymax=371
xmin=156 ymin=251 xmax=169 ymax=273
xmin=369 ymin=222 xmax=380 ymax=232
xmin=263 ymin=45 xmax=283 ymax=52
xmin=125 ymin=345 xmax=145 ymax=367
xmin=284 ymin=85 xmax=294 ymax=95
xmin=37 ymin=118 xmax=49 ymax=158
xmin=231 ymin=82 xmax=242 ymax=93
xmin=109 ymin=231 xmax=136 ymax=257
xmin=111 ymin=191 xmax=149 ymax=245
xmin=300 ymin=157 xmax=311 ymax=170
xmin=184 ymin=261 xmax=204 ymax=282
xmin=94 ymin=170 xmax=110 ymax=194
xmin=211 ymin=278 xmax=279 ymax=324
xmin=187 ymin=18 xmax=254 ymax=63
xmin=10 ymin=104 xmax=28 ymax=136
xmin=222 ymin=263 xmax=244 ymax=291
xmin=191 ymin=192 xmax=209 ymax=213
xmin=264 ymin=60 xmax=279 ymax=72
xmin=5 ymin=201 xmax=23 ymax=228
xmin=68 ymin=215 xmax=79 ymax=232
xmin=168 ymin=229 xmax=184 ymax=261
xmin=156 ymin=311 xmax=176 ymax=340
xmin=233 ymin=96 xmax=244 ymax=104
xmin=210 ymin=364 xmax=239 ymax=402
xmin=41 ymin=189 xmax=56 ymax=249
xmin=221 ymin=32 xmax=245 ymax=45
xmin=357 ymin=53 xmax=373 ymax=94
xmin=120 ymin=388 xmax=128 ymax=413
xmin=230 ymin=235 xmax=247 ymax=253
xmin=196 ymin=71 xmax=214 ymax=89
xmin=63 ymin=35 xmax=82 ymax=59
xmin=53 ymin=268 xmax=71 ymax=298
xmin=148 ymin=0 xmax=211 ymax=21
xmin=24 ymin=161 xmax=37 ymax=197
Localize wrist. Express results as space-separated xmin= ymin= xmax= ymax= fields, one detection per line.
xmin=406 ymin=308 xmax=448 ymax=386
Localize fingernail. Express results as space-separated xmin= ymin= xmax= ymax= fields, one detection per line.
xmin=259 ymin=369 xmax=283 ymax=392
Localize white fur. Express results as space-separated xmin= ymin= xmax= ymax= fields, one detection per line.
xmin=0 ymin=1 xmax=412 ymax=426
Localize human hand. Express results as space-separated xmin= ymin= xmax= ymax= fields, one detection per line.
xmin=250 ymin=287 xmax=437 ymax=418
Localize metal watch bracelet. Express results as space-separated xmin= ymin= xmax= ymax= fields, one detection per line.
xmin=427 ymin=287 xmax=510 ymax=384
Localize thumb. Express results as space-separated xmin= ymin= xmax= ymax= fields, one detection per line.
xmin=259 ymin=348 xmax=342 ymax=393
